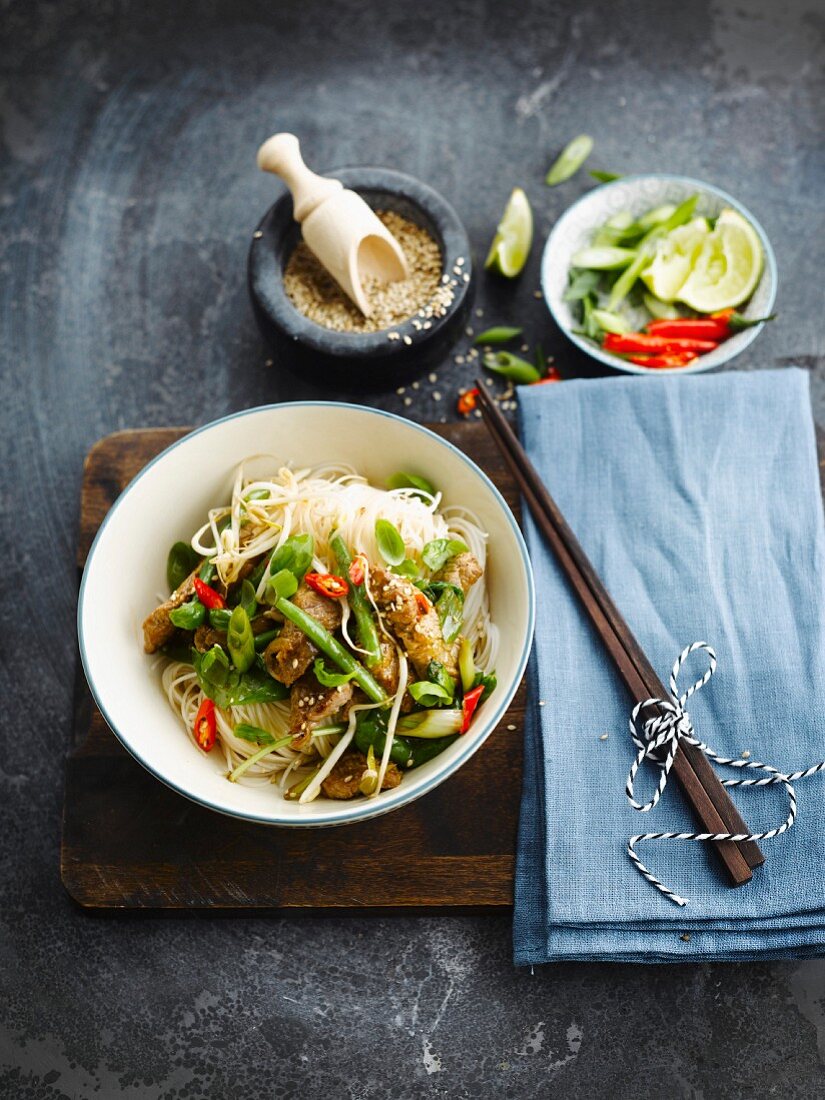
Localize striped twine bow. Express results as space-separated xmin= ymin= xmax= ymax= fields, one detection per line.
xmin=624 ymin=641 xmax=825 ymax=907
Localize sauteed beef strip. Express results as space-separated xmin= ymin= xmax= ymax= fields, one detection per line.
xmin=142 ymin=567 xmax=199 ymax=653
xmin=435 ymin=551 xmax=483 ymax=594
xmin=264 ymin=581 xmax=342 ymax=686
xmin=288 ymin=674 xmax=354 ymax=752
xmin=321 ymin=751 xmax=402 ymax=800
xmin=370 ymin=566 xmax=458 ymax=678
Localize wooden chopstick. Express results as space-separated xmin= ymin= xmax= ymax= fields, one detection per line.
xmin=474 ymin=382 xmax=763 ymax=885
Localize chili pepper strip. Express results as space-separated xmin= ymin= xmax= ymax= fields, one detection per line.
xmin=626 ymin=352 xmax=698 ymax=369
xmin=304 ymin=571 xmax=349 ymax=599
xmin=193 ymin=576 xmax=226 ymax=610
xmin=604 ymin=333 xmax=718 ymax=354
xmin=461 ymin=684 xmax=485 ymax=733
xmin=194 ymin=698 xmax=217 ymax=752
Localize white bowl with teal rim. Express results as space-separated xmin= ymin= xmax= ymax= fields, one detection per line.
xmin=78 ymin=403 xmax=535 ymax=828
xmin=541 ymin=174 xmax=777 ymax=375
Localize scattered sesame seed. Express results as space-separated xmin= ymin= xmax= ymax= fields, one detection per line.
xmin=465 ymin=327 xmax=474 ymax=337
xmin=403 ymin=335 xmax=412 ymax=345
xmin=520 ymin=344 xmax=529 ymax=352
xmin=412 ymin=381 xmax=419 ymax=390
xmin=456 ymin=256 xmax=465 ymax=266
xmin=538 ymin=700 xmax=546 ymax=706
xmin=533 ymin=290 xmax=542 ymax=299
xmin=433 ymin=391 xmax=441 ymax=401
xmin=265 ymin=359 xmax=273 ymax=367
xmin=396 ymin=386 xmax=406 ymax=395
xmin=741 ymin=749 xmax=751 ymax=759
xmin=475 ymin=308 xmax=484 ymax=317
xmin=428 ymin=372 xmax=437 ymax=383
xmin=403 ymin=396 xmax=412 ymax=406
xmin=507 ymin=724 xmax=517 ymax=731
xmin=252 ymin=230 xmax=263 ymax=239
xmin=473 ymin=408 xmax=482 ymax=418
xmin=463 ymin=272 xmax=470 ymax=282
xmin=599 ymin=733 xmax=609 ymax=741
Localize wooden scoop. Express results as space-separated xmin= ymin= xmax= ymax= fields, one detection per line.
xmin=257 ymin=133 xmax=409 ymax=317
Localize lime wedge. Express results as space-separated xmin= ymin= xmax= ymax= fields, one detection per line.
xmin=641 ymin=218 xmax=710 ymax=302
xmin=485 ymin=188 xmax=533 ymax=277
xmin=677 ymin=208 xmax=764 ymax=312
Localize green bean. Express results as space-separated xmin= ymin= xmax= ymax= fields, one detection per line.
xmin=330 ymin=534 xmax=381 ymax=668
xmin=253 ymin=628 xmax=278 ymax=651
xmin=227 ymin=606 xmax=255 ymax=673
xmin=275 ymin=596 xmax=387 ymax=703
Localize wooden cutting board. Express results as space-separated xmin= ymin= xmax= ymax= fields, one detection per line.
xmin=62 ymin=423 xmax=526 ymax=910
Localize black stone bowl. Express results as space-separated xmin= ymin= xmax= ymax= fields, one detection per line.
xmin=248 ymin=168 xmax=474 ymax=392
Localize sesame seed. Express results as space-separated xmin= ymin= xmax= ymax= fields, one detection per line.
xmin=533 ymin=290 xmax=542 ymax=299
xmin=475 ymin=308 xmax=484 ymax=317
xmin=412 ymin=381 xmax=420 ymax=389
xmin=403 ymin=396 xmax=412 ymax=406
xmin=465 ymin=327 xmax=474 ymax=337
xmin=599 ymin=733 xmax=609 ymax=741
xmin=538 ymin=700 xmax=546 ymax=706
xmin=403 ymin=335 xmax=413 ymax=345
xmin=253 ymin=230 xmax=263 ymax=239
xmin=507 ymin=724 xmax=517 ymax=731
xmin=456 ymin=256 xmax=465 ymax=266
xmin=396 ymin=386 xmax=406 ymax=395
xmin=265 ymin=359 xmax=273 ymax=367
xmin=433 ymin=391 xmax=441 ymax=401
xmin=455 ymin=355 xmax=465 ymax=365
xmin=741 ymin=749 xmax=751 ymax=759
xmin=428 ymin=372 xmax=437 ymax=383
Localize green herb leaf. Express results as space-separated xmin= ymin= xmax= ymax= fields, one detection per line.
xmin=392 ymin=558 xmax=420 ymax=579
xmin=471 ymin=668 xmax=498 ymax=703
xmin=227 ymin=606 xmax=255 ymax=673
xmin=265 ymin=568 xmax=299 ymax=604
xmin=233 ymin=722 xmax=277 ymax=745
xmin=473 ymin=326 xmax=523 ymax=346
xmin=208 ymin=607 xmax=231 ymax=631
xmin=313 ymin=657 xmax=358 ymax=688
xmin=427 ymin=659 xmax=456 ymax=703
xmin=436 ymin=586 xmax=464 ymax=643
xmin=483 ymin=351 xmax=541 ymax=385
xmin=421 ymin=538 xmax=468 ymax=573
xmin=168 ymin=598 xmax=207 ymax=631
xmin=267 ymin=534 xmax=314 ymax=585
xmin=375 ymin=518 xmax=406 ymax=566
xmin=590 ymin=170 xmax=622 ymax=183
xmin=386 ymin=472 xmax=437 ymax=497
xmin=409 ymin=680 xmax=453 ymax=707
xmin=545 ymin=134 xmax=593 ymax=186
xmin=167 ymin=541 xmax=200 ymax=592
xmin=192 ymin=647 xmax=289 ymax=707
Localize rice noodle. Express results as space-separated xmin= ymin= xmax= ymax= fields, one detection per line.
xmin=159 ymin=460 xmax=497 ymax=802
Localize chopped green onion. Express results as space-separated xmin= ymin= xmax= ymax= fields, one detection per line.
xmin=482 ymin=351 xmax=541 ymax=384
xmin=590 ymin=170 xmax=622 ymax=183
xmin=473 ymin=326 xmax=523 ymax=346
xmin=591 ymin=308 xmax=630 ymax=335
xmin=545 ymin=134 xmax=593 ymax=186
xmin=570 ymin=246 xmax=637 ymax=270
xmin=398 ymin=709 xmax=464 ymax=738
xmin=458 ymin=637 xmax=476 ymax=693
xmin=643 ymin=293 xmax=681 ymax=320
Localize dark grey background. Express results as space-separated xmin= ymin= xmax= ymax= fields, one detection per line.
xmin=2 ymin=0 xmax=824 ymax=1096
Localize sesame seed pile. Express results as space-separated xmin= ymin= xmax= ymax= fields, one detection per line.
xmin=283 ymin=210 xmax=455 ymax=334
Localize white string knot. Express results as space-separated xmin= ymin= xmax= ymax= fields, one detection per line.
xmin=623 ymin=641 xmax=825 ymax=907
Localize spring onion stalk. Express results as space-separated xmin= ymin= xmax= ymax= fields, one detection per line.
xmin=545 ymin=134 xmax=593 ymax=185
xmin=458 ymin=637 xmax=476 ymax=693
xmin=591 ymin=308 xmax=630 ymax=335
xmin=275 ymin=596 xmax=387 ymax=703
xmin=286 ymin=766 xmax=322 ymax=801
xmin=398 ymin=709 xmax=464 ymax=738
xmin=608 ymin=195 xmax=698 ymax=311
xmin=570 ymin=246 xmax=637 ymax=270
xmin=330 ymin=534 xmax=381 ymax=667
xmin=229 ymin=734 xmax=293 ymax=782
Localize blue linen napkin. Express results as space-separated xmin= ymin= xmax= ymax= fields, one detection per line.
xmin=513 ymin=369 xmax=825 ymax=963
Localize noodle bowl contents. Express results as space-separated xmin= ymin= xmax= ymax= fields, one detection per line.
xmin=142 ymin=461 xmax=498 ymax=804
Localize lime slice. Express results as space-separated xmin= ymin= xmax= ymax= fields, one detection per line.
xmin=641 ymin=218 xmax=710 ymax=302
xmin=485 ymin=188 xmax=533 ymax=277
xmin=677 ymin=208 xmax=763 ymax=312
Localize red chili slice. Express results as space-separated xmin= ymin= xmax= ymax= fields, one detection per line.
xmin=304 ymin=571 xmax=349 ymax=599
xmin=456 ymin=387 xmax=480 ymax=417
xmin=348 ymin=555 xmax=367 ymax=587
xmin=193 ymin=576 xmax=226 ymax=610
xmin=194 ymin=698 xmax=216 ymax=752
xmin=460 ymin=684 xmax=485 ymax=734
